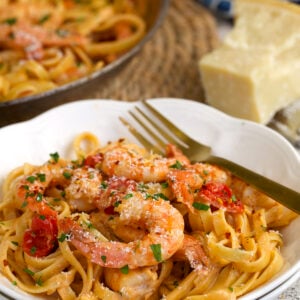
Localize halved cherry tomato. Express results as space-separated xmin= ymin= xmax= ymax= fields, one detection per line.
xmin=84 ymin=153 xmax=103 ymax=168
xmin=23 ymin=214 xmax=58 ymax=257
xmin=198 ymin=182 xmax=244 ymax=214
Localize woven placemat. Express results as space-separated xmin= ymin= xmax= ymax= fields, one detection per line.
xmin=93 ymin=0 xmax=219 ymax=102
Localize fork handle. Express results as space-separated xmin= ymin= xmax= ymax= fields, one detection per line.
xmin=204 ymin=156 xmax=300 ymax=214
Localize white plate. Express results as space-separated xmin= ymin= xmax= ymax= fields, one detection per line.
xmin=259 ymin=271 xmax=300 ymax=300
xmin=0 ymin=98 xmax=299 ymax=300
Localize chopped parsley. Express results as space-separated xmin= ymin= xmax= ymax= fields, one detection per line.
xmin=152 ymin=193 xmax=169 ymax=201
xmin=4 ymin=17 xmax=17 ymax=25
xmin=161 ymin=182 xmax=169 ymax=188
xmin=138 ymin=183 xmax=149 ymax=191
xmin=30 ymin=246 xmax=37 ymax=255
xmin=38 ymin=14 xmax=51 ymax=24
xmin=58 ymin=233 xmax=70 ymax=242
xmin=23 ymin=268 xmax=35 ymax=276
xmin=100 ymin=182 xmax=108 ymax=189
xmin=21 ymin=201 xmax=28 ymax=208
xmin=36 ymin=193 xmax=43 ymax=202
xmin=124 ymin=193 xmax=133 ymax=199
xmin=84 ymin=221 xmax=94 ymax=229
xmin=120 ymin=265 xmax=129 ymax=274
xmin=150 ymin=244 xmax=162 ymax=262
xmin=192 ymin=202 xmax=210 ymax=211
xmin=101 ymin=255 xmax=107 ymax=263
xmin=113 ymin=201 xmax=121 ymax=207
xmin=36 ymin=277 xmax=43 ymax=286
xmin=63 ymin=171 xmax=72 ymax=179
xmin=26 ymin=176 xmax=36 ymax=183
xmin=169 ymin=160 xmax=183 ymax=170
xmin=49 ymin=152 xmax=59 ymax=163
xmin=36 ymin=173 xmax=46 ymax=182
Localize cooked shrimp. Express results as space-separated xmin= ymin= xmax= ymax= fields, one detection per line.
xmin=172 ymin=234 xmax=210 ymax=270
xmin=94 ymin=175 xmax=138 ymax=211
xmin=166 ymin=162 xmax=231 ymax=211
xmin=167 ymin=169 xmax=203 ymax=212
xmin=231 ymin=177 xmax=275 ymax=209
xmin=64 ymin=167 xmax=103 ymax=211
xmin=191 ymin=162 xmax=231 ymax=185
xmin=101 ymin=142 xmax=190 ymax=182
xmin=104 ymin=266 xmax=159 ymax=300
xmin=59 ymin=192 xmax=185 ymax=269
xmin=0 ymin=22 xmax=87 ymax=59
xmin=16 ymin=161 xmax=69 ymax=216
xmin=16 ymin=158 xmax=106 ymax=213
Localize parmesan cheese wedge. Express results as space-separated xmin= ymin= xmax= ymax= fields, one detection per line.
xmin=199 ymin=0 xmax=300 ymax=124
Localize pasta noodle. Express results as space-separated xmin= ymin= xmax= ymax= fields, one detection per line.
xmin=0 ymin=0 xmax=146 ymax=102
xmin=0 ymin=134 xmax=298 ymax=300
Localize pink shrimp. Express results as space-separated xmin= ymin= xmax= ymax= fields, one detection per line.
xmin=167 ymin=162 xmax=232 ymax=212
xmin=167 ymin=168 xmax=204 ymax=212
xmin=101 ymin=142 xmax=190 ymax=183
xmin=0 ymin=22 xmax=87 ymax=59
xmin=173 ymin=234 xmax=210 ymax=270
xmin=16 ymin=160 xmax=103 ymax=257
xmin=59 ymin=191 xmax=185 ymax=269
xmin=16 ymin=162 xmax=69 ymax=217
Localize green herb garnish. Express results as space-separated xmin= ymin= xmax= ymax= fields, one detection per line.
xmin=150 ymin=244 xmax=162 ymax=262
xmin=192 ymin=202 xmax=210 ymax=211
xmin=120 ymin=265 xmax=129 ymax=274
xmin=169 ymin=160 xmax=183 ymax=170
xmin=50 ymin=152 xmax=59 ymax=163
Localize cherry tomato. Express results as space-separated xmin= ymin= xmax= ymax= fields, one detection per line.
xmin=198 ymin=182 xmax=244 ymax=213
xmin=23 ymin=214 xmax=58 ymax=257
xmin=84 ymin=153 xmax=103 ymax=168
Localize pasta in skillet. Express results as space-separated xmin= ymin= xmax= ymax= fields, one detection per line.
xmin=0 ymin=0 xmax=146 ymax=102
xmin=0 ymin=133 xmax=297 ymax=299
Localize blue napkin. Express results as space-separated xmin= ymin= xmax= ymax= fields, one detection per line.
xmin=197 ymin=0 xmax=300 ymax=19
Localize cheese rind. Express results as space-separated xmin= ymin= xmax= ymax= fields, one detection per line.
xmin=199 ymin=0 xmax=300 ymax=124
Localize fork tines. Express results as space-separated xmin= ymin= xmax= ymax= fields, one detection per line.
xmin=119 ymin=101 xmax=189 ymax=155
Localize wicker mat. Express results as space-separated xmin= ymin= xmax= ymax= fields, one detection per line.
xmin=93 ymin=0 xmax=219 ymax=102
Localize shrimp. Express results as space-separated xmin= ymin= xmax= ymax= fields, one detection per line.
xmin=16 ymin=160 xmax=104 ymax=257
xmin=101 ymin=141 xmax=190 ymax=182
xmin=59 ymin=191 xmax=185 ymax=269
xmin=172 ymin=234 xmax=210 ymax=270
xmin=16 ymin=160 xmax=103 ymax=213
xmin=104 ymin=266 xmax=159 ymax=300
xmin=191 ymin=162 xmax=231 ymax=185
xmin=64 ymin=167 xmax=103 ymax=211
xmin=0 ymin=22 xmax=87 ymax=60
xmin=167 ymin=168 xmax=203 ymax=212
xmin=167 ymin=163 xmax=233 ymax=212
xmin=16 ymin=161 xmax=69 ymax=216
xmin=94 ymin=175 xmax=138 ymax=211
xmin=15 ymin=162 xmax=70 ymax=257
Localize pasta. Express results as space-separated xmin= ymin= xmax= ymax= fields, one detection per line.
xmin=0 ymin=133 xmax=297 ymax=300
xmin=0 ymin=0 xmax=146 ymax=102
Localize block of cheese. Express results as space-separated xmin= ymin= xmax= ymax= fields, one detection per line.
xmin=199 ymin=0 xmax=300 ymax=124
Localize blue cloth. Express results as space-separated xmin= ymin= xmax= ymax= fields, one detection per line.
xmin=197 ymin=0 xmax=299 ymax=19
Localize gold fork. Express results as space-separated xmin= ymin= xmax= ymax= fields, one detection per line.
xmin=120 ymin=101 xmax=300 ymax=214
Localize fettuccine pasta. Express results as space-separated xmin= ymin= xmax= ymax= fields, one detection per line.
xmin=0 ymin=0 xmax=146 ymax=102
xmin=0 ymin=133 xmax=297 ymax=299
